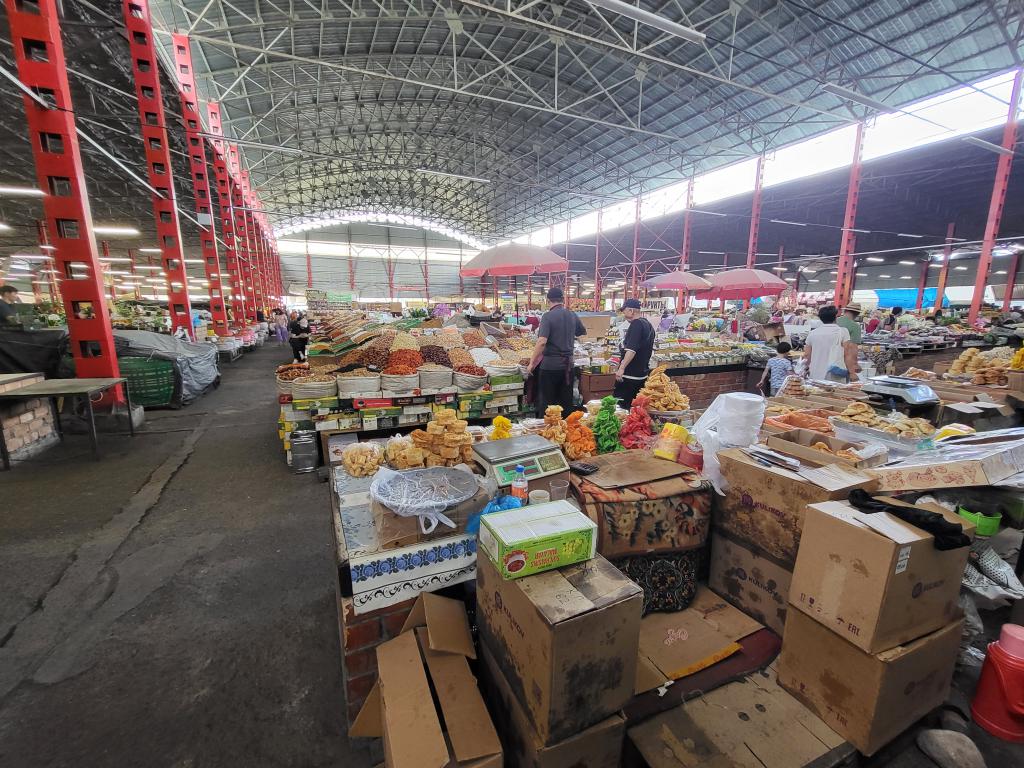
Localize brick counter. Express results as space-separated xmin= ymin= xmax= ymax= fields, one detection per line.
xmin=0 ymin=373 xmax=58 ymax=462
xmin=665 ymin=364 xmax=752 ymax=410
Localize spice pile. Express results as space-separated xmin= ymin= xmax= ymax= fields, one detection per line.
xmin=409 ymin=409 xmax=474 ymax=466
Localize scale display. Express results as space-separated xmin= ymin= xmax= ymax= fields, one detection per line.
xmin=492 ymin=451 xmax=569 ymax=485
xmin=862 ymin=376 xmax=939 ymax=405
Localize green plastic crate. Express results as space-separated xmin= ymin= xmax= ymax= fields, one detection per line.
xmin=119 ymin=356 xmax=176 ymax=407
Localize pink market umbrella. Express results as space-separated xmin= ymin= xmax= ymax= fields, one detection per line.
xmin=699 ymin=268 xmax=788 ymax=301
xmin=459 ymin=244 xmax=568 ymax=277
xmin=640 ymin=270 xmax=712 ymax=292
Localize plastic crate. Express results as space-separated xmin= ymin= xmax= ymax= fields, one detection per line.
xmin=119 ymin=356 xmax=176 ymax=407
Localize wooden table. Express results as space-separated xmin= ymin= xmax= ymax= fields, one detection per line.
xmin=0 ymin=377 xmax=131 ymax=469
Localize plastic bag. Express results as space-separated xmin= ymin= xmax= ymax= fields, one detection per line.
xmin=369 ymin=464 xmax=481 ymax=534
xmin=693 ymin=392 xmax=765 ymax=493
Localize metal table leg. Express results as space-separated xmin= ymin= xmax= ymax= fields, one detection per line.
xmin=85 ymin=394 xmax=100 ymax=460
xmin=123 ymin=383 xmax=135 ymax=437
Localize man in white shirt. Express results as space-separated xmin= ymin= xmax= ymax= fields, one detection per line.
xmin=804 ymin=305 xmax=859 ymax=382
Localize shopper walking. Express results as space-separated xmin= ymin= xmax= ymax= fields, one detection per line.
xmin=527 ymin=287 xmax=585 ymax=417
xmin=614 ymin=298 xmax=656 ymax=408
xmin=272 ymin=308 xmax=289 ymax=345
xmin=288 ymin=312 xmax=310 ymax=363
xmin=837 ymin=302 xmax=864 ymax=344
xmin=804 ymin=305 xmax=859 ymax=382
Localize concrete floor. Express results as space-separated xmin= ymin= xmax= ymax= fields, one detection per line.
xmin=0 ymin=344 xmax=1020 ymax=768
xmin=0 ymin=344 xmax=373 ymax=768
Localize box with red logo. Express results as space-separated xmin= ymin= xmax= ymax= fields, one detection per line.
xmin=715 ymin=449 xmax=877 ymax=568
xmin=789 ymin=498 xmax=973 ymax=654
xmin=478 ymin=501 xmax=596 ymax=580
xmin=475 ymin=551 xmax=642 ymax=745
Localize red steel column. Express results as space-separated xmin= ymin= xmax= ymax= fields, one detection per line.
xmin=679 ymin=178 xmax=694 ymax=309
xmin=1003 ymin=251 xmax=1021 ymax=311
xmin=933 ymin=224 xmax=956 ymax=312
xmin=228 ymin=145 xmax=256 ymax=321
xmin=171 ymin=33 xmax=229 ymax=336
xmin=834 ymin=122 xmax=865 ymax=308
xmin=971 ymin=68 xmax=1023 ymax=322
xmin=6 ymin=0 xmax=122 ymax=389
xmin=744 ymin=156 xmax=765 ymax=309
xmin=123 ymin=0 xmax=192 ymax=338
xmin=36 ymin=220 xmax=60 ymax=304
xmin=629 ymin=197 xmax=641 ymax=297
xmin=206 ymin=104 xmax=245 ymax=326
xmin=914 ymin=259 xmax=929 ymax=312
xmin=241 ymin=171 xmax=267 ymax=316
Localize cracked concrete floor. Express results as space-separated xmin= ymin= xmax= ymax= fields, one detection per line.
xmin=0 ymin=345 xmax=374 ymax=768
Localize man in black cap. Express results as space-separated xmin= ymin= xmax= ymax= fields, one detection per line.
xmin=614 ymin=298 xmax=656 ymax=408
xmin=527 ymin=286 xmax=585 ymax=416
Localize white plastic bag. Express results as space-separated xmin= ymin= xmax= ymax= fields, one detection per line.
xmin=693 ymin=392 xmax=765 ymax=494
xmin=369 ymin=465 xmax=482 ymax=534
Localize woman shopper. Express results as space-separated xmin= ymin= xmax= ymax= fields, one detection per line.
xmin=288 ymin=312 xmax=311 ymax=363
xmin=272 ymin=309 xmax=289 ymax=346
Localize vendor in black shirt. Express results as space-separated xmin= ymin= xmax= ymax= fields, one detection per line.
xmin=614 ymin=298 xmax=656 ymax=408
xmin=0 ymin=285 xmax=20 ymax=326
xmin=527 ymin=286 xmax=585 ymax=417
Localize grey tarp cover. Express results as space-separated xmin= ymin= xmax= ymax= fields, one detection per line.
xmin=114 ymin=330 xmax=219 ymax=405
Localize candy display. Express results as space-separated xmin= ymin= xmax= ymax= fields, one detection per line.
xmin=541 ymin=405 xmax=567 ymax=447
xmin=636 ymin=365 xmax=690 ymax=412
xmin=490 ymin=415 xmax=512 ymax=441
xmin=342 ymin=442 xmax=385 ymax=477
xmin=619 ymin=395 xmax=654 ymax=449
xmin=835 ymin=402 xmax=936 ymax=436
xmin=409 ymin=408 xmax=475 ymax=467
xmin=384 ymin=435 xmax=427 ymax=469
xmin=563 ymin=411 xmax=596 ymax=459
xmin=386 ymin=349 xmax=423 ymax=370
xmin=593 ymin=395 xmax=623 ymax=453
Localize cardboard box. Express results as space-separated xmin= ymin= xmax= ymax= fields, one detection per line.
xmin=789 ymin=498 xmax=972 ymax=653
xmin=579 ymin=314 xmax=613 ymax=341
xmin=868 ymin=430 xmax=1024 ymax=491
xmin=372 ymin=486 xmax=487 ymax=549
xmin=634 ymin=586 xmax=762 ymax=693
xmin=708 ymin=530 xmax=793 ymax=636
xmin=480 ymin=642 xmax=625 ymax=768
xmin=479 ymin=501 xmax=597 ymax=579
xmin=351 ymin=593 xmax=503 ymax=768
xmin=475 ymin=551 xmax=642 ymax=744
xmin=765 ymin=428 xmax=888 ymax=469
xmin=716 ymin=449 xmax=877 ymax=566
xmin=778 ymin=610 xmax=962 ymax=756
xmin=628 ymin=663 xmax=848 ymax=768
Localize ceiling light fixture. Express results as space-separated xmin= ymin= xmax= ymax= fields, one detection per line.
xmin=954 ymin=266 xmax=968 ymax=270
xmin=38 ymin=244 xmax=55 ymax=250
xmin=584 ymin=0 xmax=706 ymax=44
xmin=0 ymin=223 xmax=13 ymax=231
xmin=688 ymin=209 xmax=726 ymax=217
xmin=416 ymin=169 xmax=491 ymax=184
xmin=899 ymin=276 xmax=913 ymax=279
xmin=898 ymin=260 xmax=916 ymax=265
xmin=856 ymin=272 xmax=868 ymax=276
xmin=963 ymin=136 xmax=1014 ymax=157
xmin=822 ymin=83 xmax=891 ymax=112
xmin=99 ymin=257 xmax=132 ymax=263
xmin=138 ymin=248 xmax=162 ymax=253
xmin=897 ymin=233 xmax=923 ymax=239
xmin=698 ymin=251 xmax=725 ymax=255
xmin=866 ymin=257 xmax=885 ymax=262
xmin=0 ymin=184 xmax=44 ymax=196
xmin=879 ymin=274 xmax=891 ymax=278
xmin=995 ymin=270 xmax=1008 ymax=275
xmin=770 ymin=266 xmax=787 ymax=271
xmin=769 ymin=219 xmax=806 ymax=227
xmin=93 ymin=226 xmax=141 ymax=236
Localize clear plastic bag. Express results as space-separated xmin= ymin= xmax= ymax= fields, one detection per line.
xmin=369 ymin=465 xmax=481 ymax=534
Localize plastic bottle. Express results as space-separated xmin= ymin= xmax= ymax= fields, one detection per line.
xmin=511 ymin=464 xmax=529 ymax=502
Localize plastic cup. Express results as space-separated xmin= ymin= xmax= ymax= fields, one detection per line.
xmin=549 ymin=479 xmax=569 ymax=501
xmin=529 ymin=490 xmax=550 ymax=505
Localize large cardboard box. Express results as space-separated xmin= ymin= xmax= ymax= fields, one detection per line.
xmin=778 ymin=610 xmax=962 ymax=756
xmin=867 ymin=429 xmax=1024 ymax=491
xmin=372 ymin=486 xmax=487 ymax=549
xmin=708 ymin=530 xmax=793 ymax=635
xmin=716 ymin=448 xmax=877 ymax=567
xmin=475 ymin=550 xmax=642 ymax=744
xmin=352 ymin=594 xmax=503 ymax=768
xmin=789 ymin=498 xmax=972 ymax=653
xmin=479 ymin=642 xmax=625 ymax=768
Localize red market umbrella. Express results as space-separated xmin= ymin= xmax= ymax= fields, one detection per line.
xmin=699 ymin=268 xmax=788 ymax=301
xmin=459 ymin=244 xmax=568 ymax=277
xmin=640 ymin=270 xmax=712 ymax=292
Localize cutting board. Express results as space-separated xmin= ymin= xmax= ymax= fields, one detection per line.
xmin=583 ymin=450 xmax=688 ymax=489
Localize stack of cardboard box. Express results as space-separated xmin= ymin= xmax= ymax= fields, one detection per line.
xmin=708 ymin=448 xmax=876 ymax=634
xmin=777 ymin=497 xmax=973 ymax=755
xmin=475 ymin=552 xmax=643 ymax=767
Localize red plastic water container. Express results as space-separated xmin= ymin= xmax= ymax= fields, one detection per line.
xmin=972 ymin=624 xmax=1024 ymax=742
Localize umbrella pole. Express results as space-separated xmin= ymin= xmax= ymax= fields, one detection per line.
xmin=513 ymin=275 xmax=519 ymax=320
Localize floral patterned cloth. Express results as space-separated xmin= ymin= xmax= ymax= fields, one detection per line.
xmin=614 ymin=549 xmax=702 ymax=615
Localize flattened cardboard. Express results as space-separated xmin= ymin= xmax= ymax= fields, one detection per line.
xmin=635 ymin=586 xmax=762 ymax=692
xmin=584 ymin=450 xmax=687 ymax=489
xmin=628 ymin=663 xmax=848 ymax=768
xmin=716 ymin=449 xmax=877 ymax=567
xmin=475 ymin=551 xmax=642 ymax=745
xmin=789 ymin=498 xmax=972 ymax=654
xmin=778 ymin=610 xmax=962 ymax=756
xmin=377 ymin=631 xmax=451 ymax=768
xmin=480 ymin=642 xmax=625 ymax=768
xmin=399 ymin=592 xmax=476 ymax=658
xmin=416 ymin=629 xmax=502 ymax=763
xmin=708 ymin=530 xmax=793 ymax=636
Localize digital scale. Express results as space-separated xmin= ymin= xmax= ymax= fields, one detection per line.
xmin=472 ymin=434 xmax=570 ymax=491
xmin=861 ymin=376 xmax=940 ymax=407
